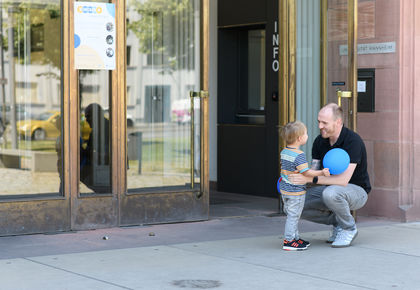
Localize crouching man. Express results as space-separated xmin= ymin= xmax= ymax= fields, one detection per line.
xmin=288 ymin=103 xmax=371 ymax=247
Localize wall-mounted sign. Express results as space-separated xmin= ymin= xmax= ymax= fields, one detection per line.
xmin=339 ymin=42 xmax=396 ymax=56
xmin=74 ymin=2 xmax=116 ymax=70
xmin=332 ymin=81 xmax=345 ymax=86
xmin=272 ymin=20 xmax=279 ymax=72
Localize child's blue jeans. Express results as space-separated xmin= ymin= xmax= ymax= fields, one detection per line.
xmin=282 ymin=194 xmax=306 ymax=241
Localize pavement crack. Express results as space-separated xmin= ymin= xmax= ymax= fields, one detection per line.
xmin=388 ymin=224 xmax=420 ymax=232
xmin=23 ymin=258 xmax=134 ymax=290
xmin=356 ymin=245 xmax=420 ymax=258
xmin=168 ymin=245 xmax=375 ymax=290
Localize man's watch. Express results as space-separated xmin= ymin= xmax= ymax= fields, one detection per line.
xmin=313 ymin=176 xmax=318 ymax=184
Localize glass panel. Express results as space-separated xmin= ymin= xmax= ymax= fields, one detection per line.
xmin=327 ymin=0 xmax=349 ymax=121
xmin=79 ymin=70 xmax=111 ymax=194
xmin=247 ymin=29 xmax=265 ymax=112
xmin=0 ymin=0 xmax=62 ymax=197
xmin=126 ymin=0 xmax=200 ymax=192
xmin=296 ymin=0 xmax=321 ymax=160
xmin=233 ymin=27 xmax=265 ymax=125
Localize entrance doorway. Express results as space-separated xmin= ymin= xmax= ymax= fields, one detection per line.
xmin=217 ymin=0 xmax=279 ymax=198
xmin=216 ymin=0 xmax=359 ymax=200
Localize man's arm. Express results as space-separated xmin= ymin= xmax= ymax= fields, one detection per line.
xmin=302 ymin=167 xmax=330 ymax=178
xmin=315 ymin=163 xmax=355 ymax=186
xmin=289 ymin=163 xmax=356 ymax=186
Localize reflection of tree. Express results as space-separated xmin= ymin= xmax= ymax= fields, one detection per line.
xmin=0 ymin=3 xmax=61 ymax=148
xmin=127 ymin=0 xmax=194 ymax=71
xmin=2 ymin=3 xmax=61 ymax=68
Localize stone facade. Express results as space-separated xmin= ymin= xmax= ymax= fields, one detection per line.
xmin=358 ymin=0 xmax=420 ymax=221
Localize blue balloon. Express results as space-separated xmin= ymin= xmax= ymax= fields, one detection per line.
xmin=323 ymin=148 xmax=350 ymax=175
xmin=277 ymin=177 xmax=282 ymax=193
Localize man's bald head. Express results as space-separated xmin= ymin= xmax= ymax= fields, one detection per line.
xmin=320 ymin=103 xmax=343 ymax=122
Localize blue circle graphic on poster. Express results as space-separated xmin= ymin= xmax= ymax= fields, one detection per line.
xmin=74 ymin=34 xmax=81 ymax=48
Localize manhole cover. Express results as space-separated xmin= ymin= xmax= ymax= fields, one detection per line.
xmin=172 ymin=280 xmax=222 ymax=289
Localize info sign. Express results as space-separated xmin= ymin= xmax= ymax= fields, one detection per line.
xmin=74 ymin=2 xmax=116 ymax=70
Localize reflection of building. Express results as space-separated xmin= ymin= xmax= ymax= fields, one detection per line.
xmin=125 ymin=5 xmax=200 ymax=124
xmin=1 ymin=62 xmax=61 ymax=116
xmin=0 ymin=0 xmax=420 ymax=236
xmin=0 ymin=4 xmax=61 ymax=119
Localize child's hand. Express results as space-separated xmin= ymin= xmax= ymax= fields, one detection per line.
xmin=322 ymin=168 xmax=330 ymax=177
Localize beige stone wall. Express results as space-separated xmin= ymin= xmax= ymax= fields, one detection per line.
xmin=400 ymin=0 xmax=420 ymax=221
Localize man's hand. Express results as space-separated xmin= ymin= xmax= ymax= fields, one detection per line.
xmin=322 ymin=168 xmax=330 ymax=177
xmin=288 ymin=173 xmax=312 ymax=185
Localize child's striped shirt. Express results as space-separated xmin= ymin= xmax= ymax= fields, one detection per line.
xmin=279 ymin=147 xmax=309 ymax=195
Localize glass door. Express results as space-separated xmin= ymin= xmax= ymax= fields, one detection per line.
xmin=125 ymin=0 xmax=202 ymax=193
xmin=0 ymin=0 xmax=70 ymax=235
xmin=70 ymin=0 xmax=208 ymax=229
xmin=120 ymin=0 xmax=209 ymax=225
xmin=293 ymin=0 xmax=358 ymax=162
xmin=295 ymin=0 xmax=358 ymax=147
xmin=0 ymin=0 xmax=208 ymax=235
xmin=0 ymin=0 xmax=63 ymax=197
xmin=324 ymin=0 xmax=358 ymax=129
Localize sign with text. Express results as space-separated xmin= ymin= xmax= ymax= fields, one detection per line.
xmin=74 ymin=2 xmax=116 ymax=70
xmin=357 ymin=81 xmax=366 ymax=93
xmin=272 ymin=21 xmax=279 ymax=72
xmin=339 ymin=42 xmax=396 ymax=56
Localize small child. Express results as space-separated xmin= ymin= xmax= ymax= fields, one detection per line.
xmin=279 ymin=121 xmax=330 ymax=251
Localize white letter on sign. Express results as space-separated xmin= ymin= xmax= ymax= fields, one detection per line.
xmin=272 ymin=60 xmax=279 ymax=72
xmin=273 ymin=47 xmax=279 ymax=59
xmin=273 ymin=34 xmax=279 ymax=46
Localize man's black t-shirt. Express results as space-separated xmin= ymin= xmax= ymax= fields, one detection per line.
xmin=312 ymin=126 xmax=371 ymax=193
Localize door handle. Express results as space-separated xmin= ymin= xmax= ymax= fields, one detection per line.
xmin=189 ymin=90 xmax=209 ymax=98
xmin=189 ymin=91 xmax=209 ymax=189
xmin=336 ymin=90 xmax=352 ymax=106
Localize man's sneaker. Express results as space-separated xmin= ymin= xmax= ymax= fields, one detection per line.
xmin=331 ymin=228 xmax=358 ymax=248
xmin=283 ymin=239 xmax=308 ymax=251
xmin=296 ymin=238 xmax=311 ymax=247
xmin=326 ymin=225 xmax=342 ymax=243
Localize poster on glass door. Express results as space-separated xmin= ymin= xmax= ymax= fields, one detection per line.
xmin=74 ymin=2 xmax=116 ymax=70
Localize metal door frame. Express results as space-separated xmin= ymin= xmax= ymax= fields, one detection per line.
xmin=67 ymin=0 xmax=120 ymax=230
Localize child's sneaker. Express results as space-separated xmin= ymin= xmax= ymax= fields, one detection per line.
xmin=283 ymin=239 xmax=308 ymax=251
xmin=296 ymin=238 xmax=311 ymax=247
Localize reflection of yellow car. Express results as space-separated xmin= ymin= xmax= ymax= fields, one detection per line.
xmin=17 ymin=111 xmax=92 ymax=141
xmin=18 ymin=111 xmax=61 ymax=140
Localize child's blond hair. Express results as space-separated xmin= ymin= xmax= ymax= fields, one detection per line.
xmin=281 ymin=121 xmax=307 ymax=145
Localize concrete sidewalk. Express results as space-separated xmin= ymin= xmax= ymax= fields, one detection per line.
xmin=0 ymin=212 xmax=419 ymax=290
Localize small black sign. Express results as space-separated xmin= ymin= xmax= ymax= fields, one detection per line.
xmin=332 ymin=81 xmax=345 ymax=86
